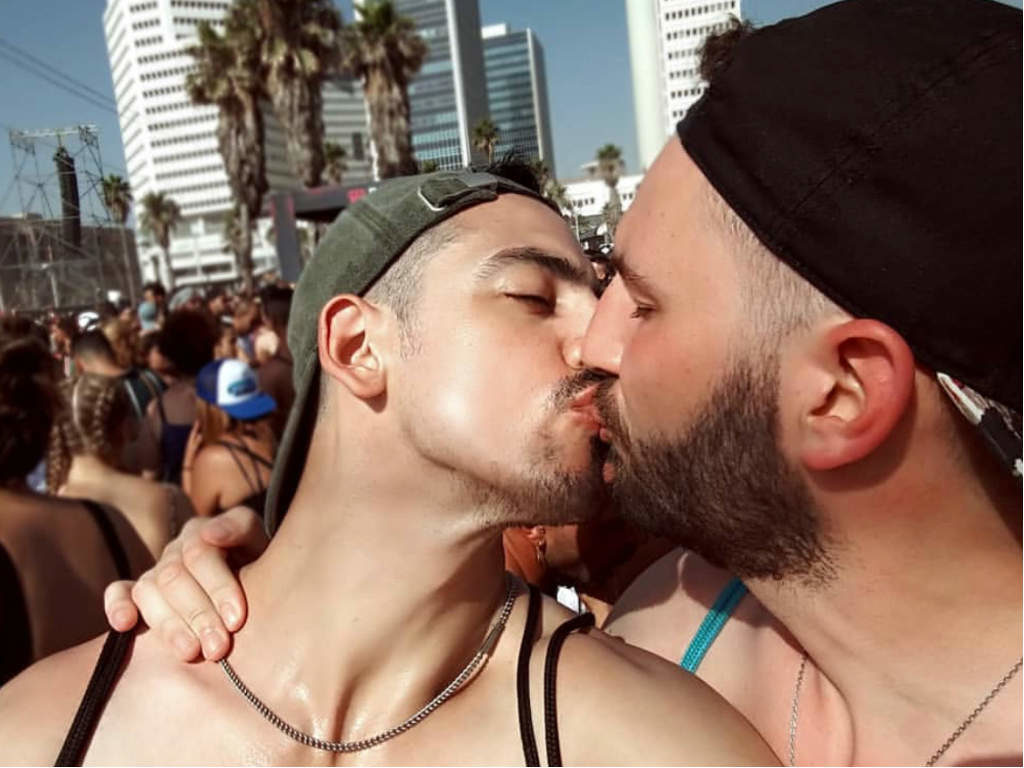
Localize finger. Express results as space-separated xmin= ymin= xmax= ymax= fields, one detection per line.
xmin=151 ymin=556 xmax=231 ymax=661
xmin=202 ymin=505 xmax=269 ymax=562
xmin=103 ymin=580 xmax=139 ymax=631
xmin=180 ymin=528 xmax=249 ymax=633
xmin=131 ymin=574 xmax=203 ymax=661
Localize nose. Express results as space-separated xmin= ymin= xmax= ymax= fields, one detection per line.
xmin=582 ymin=276 xmax=631 ymax=376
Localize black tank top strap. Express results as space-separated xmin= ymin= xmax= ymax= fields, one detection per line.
xmin=79 ymin=500 xmax=131 ymax=580
xmin=542 ymin=611 xmax=596 ymax=766
xmin=516 ymin=583 xmax=542 ymax=766
xmin=55 ymin=630 xmax=135 ymax=766
xmin=218 ymin=439 xmax=274 ymax=470
xmin=218 ymin=441 xmax=260 ymax=495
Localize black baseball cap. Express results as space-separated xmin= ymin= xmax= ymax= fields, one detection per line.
xmin=678 ymin=0 xmax=1021 ymax=473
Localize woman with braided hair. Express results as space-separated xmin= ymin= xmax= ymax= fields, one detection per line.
xmin=0 ymin=318 xmax=187 ymax=686
xmin=48 ymin=373 xmax=195 ymax=560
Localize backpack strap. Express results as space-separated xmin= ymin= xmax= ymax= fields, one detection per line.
xmin=543 ymin=612 xmax=595 ymax=766
xmin=516 ymin=584 xmax=542 ymax=766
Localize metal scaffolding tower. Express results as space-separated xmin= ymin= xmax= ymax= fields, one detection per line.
xmin=0 ymin=124 xmax=139 ymax=313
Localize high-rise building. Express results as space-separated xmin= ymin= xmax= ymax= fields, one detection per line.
xmin=626 ymin=0 xmax=741 ymax=171
xmin=481 ymin=23 xmax=556 ymax=176
xmin=102 ymin=0 xmax=372 ymax=288
xmin=372 ymin=0 xmax=488 ymax=170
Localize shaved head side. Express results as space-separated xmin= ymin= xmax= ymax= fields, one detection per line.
xmin=701 ymin=183 xmax=844 ymax=347
xmin=365 ymin=219 xmax=462 ymax=357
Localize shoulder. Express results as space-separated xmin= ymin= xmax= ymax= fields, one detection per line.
xmin=603 ymin=548 xmax=739 ymax=663
xmin=193 ymin=442 xmax=235 ymax=471
xmin=0 ymin=634 xmax=107 ymax=765
xmin=553 ymin=628 xmax=776 ymax=765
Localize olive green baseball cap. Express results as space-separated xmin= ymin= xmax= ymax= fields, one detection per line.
xmin=264 ymin=169 xmax=558 ymax=534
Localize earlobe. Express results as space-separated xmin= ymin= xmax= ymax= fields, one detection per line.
xmin=318 ymin=295 xmax=387 ymax=400
xmin=799 ymin=320 xmax=915 ymax=471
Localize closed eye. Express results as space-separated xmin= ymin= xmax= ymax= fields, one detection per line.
xmin=506 ymin=293 xmax=554 ymax=312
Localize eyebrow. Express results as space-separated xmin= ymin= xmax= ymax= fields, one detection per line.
xmin=474 ymin=246 xmax=596 ymax=289
xmin=609 ymin=251 xmax=655 ymax=293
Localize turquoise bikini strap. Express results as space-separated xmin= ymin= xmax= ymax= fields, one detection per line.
xmin=679 ymin=577 xmax=748 ymax=673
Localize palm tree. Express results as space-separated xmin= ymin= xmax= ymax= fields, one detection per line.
xmin=595 ymin=143 xmax=624 ymax=235
xmin=101 ymin=174 xmax=137 ymax=304
xmin=324 ymin=140 xmax=348 ymax=185
xmin=137 ymin=192 xmax=181 ymax=290
xmin=256 ymin=0 xmax=343 ymax=187
xmin=341 ymin=0 xmax=427 ymax=179
xmin=544 ymin=179 xmax=571 ymax=215
xmin=472 ymin=118 xmax=499 ymax=165
xmin=529 ymin=158 xmax=552 ymax=192
xmin=187 ymin=6 xmax=267 ymax=295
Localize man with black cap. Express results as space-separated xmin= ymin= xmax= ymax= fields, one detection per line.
xmin=590 ymin=0 xmax=1021 ymax=763
xmin=0 ymin=164 xmax=772 ymax=764
xmin=28 ymin=0 xmax=1019 ymax=763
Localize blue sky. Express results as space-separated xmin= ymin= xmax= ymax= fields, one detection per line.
xmin=0 ymin=0 xmax=1019 ymax=214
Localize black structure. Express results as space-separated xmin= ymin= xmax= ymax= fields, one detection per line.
xmin=266 ymin=183 xmax=375 ymax=283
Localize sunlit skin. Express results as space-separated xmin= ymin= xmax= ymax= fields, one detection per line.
xmin=584 ymin=139 xmax=1022 ymax=765
xmin=582 ymin=144 xmax=746 ymax=448
xmin=0 ymin=191 xmax=775 ymax=766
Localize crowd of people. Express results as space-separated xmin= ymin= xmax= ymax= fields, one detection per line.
xmin=0 ymin=0 xmax=1020 ymax=764
xmin=0 ymin=278 xmax=303 ymax=682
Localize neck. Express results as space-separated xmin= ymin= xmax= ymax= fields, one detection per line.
xmin=65 ymin=454 xmax=119 ymax=486
xmin=226 ymin=425 xmax=511 ymax=743
xmin=749 ymin=459 xmax=1022 ymax=763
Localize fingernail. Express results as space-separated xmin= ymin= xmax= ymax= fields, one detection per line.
xmin=201 ymin=627 xmax=226 ymax=658
xmin=174 ymin=632 xmax=197 ymax=657
xmin=221 ymin=602 xmax=240 ymax=628
xmin=113 ymin=608 xmax=134 ymax=629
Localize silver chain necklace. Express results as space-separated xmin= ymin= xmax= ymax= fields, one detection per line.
xmin=220 ymin=574 xmax=519 ymax=753
xmin=787 ymin=652 xmax=1023 ymax=767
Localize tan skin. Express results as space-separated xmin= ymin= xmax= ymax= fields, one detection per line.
xmin=0 ymin=194 xmax=774 ymax=766
xmin=584 ymin=141 xmax=1022 ymax=765
xmin=58 ymin=448 xmax=194 ymax=562
xmin=185 ymin=420 xmax=275 ymax=518
xmin=0 ymin=485 xmax=155 ymax=669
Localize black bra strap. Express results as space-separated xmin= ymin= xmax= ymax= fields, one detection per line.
xmin=55 ymin=630 xmax=135 ymax=766
xmin=543 ymin=612 xmax=596 ymax=766
xmin=516 ymin=584 xmax=542 ymax=766
xmin=80 ymin=500 xmax=131 ymax=580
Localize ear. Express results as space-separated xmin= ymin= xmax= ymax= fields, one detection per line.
xmin=796 ymin=319 xmax=915 ymax=471
xmin=523 ymin=525 xmax=547 ymax=551
xmin=318 ymin=294 xmax=387 ymax=400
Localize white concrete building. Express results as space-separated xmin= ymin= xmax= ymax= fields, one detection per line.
xmin=626 ymin=0 xmax=741 ymax=171
xmin=562 ymin=172 xmax=643 ymax=223
xmin=102 ymin=0 xmax=372 ymax=288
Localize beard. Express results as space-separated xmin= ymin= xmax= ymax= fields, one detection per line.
xmin=471 ymin=370 xmax=614 ymax=529
xmin=596 ymin=354 xmax=836 ymax=584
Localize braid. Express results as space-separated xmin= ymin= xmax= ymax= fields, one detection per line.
xmin=45 ymin=414 xmax=73 ymax=493
xmin=48 ymin=374 xmax=131 ymax=480
xmin=87 ymin=380 xmax=124 ymax=465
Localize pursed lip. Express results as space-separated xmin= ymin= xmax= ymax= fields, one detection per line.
xmin=568 ymin=385 xmax=604 ymax=431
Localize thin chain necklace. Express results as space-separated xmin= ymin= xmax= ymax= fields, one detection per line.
xmin=787 ymin=652 xmax=1023 ymax=767
xmin=221 ymin=573 xmax=519 ymax=753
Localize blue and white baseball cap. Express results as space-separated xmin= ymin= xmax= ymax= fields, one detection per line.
xmin=196 ymin=358 xmax=276 ymax=420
